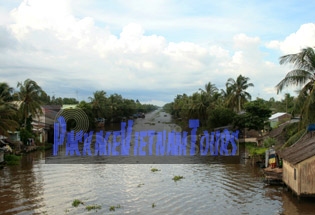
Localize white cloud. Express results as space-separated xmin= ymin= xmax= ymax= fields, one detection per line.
xmin=266 ymin=23 xmax=315 ymax=54
xmin=0 ymin=0 xmax=311 ymax=105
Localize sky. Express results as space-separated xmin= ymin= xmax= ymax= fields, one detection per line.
xmin=1 ymin=0 xmax=315 ymax=106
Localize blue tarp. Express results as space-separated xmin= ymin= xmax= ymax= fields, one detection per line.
xmin=307 ymin=124 xmax=315 ymax=131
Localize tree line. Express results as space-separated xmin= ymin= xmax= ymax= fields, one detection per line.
xmin=1 ymin=47 xmax=315 ymax=144
xmin=163 ymin=75 xmax=272 ymax=133
xmin=164 ymin=47 xmax=315 ymax=136
xmin=0 ymin=80 xmax=158 ymax=143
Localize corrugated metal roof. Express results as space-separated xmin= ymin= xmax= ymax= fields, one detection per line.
xmin=279 ymin=132 xmax=315 ymax=165
xmin=269 ymin=112 xmax=288 ymax=120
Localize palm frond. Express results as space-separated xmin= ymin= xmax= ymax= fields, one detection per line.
xmin=276 ymin=69 xmax=313 ymax=93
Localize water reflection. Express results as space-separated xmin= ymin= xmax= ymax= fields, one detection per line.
xmin=1 ymin=110 xmax=315 ymax=214
xmin=2 ymin=153 xmax=315 ymax=214
xmin=0 ymin=152 xmax=45 ymax=215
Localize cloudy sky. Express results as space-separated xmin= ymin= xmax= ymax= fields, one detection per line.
xmin=1 ymin=0 xmax=315 ymax=106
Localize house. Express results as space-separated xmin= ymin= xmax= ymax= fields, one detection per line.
xmin=269 ymin=112 xmax=291 ymax=128
xmin=32 ymin=105 xmax=61 ymax=143
xmin=279 ymin=132 xmax=315 ymax=198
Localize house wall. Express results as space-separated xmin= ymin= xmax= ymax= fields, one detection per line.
xmin=278 ymin=114 xmax=291 ymax=124
xmin=299 ymin=156 xmax=315 ymax=195
xmin=283 ymin=160 xmax=299 ymax=195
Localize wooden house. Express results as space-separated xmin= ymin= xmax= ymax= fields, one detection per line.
xmin=280 ymin=133 xmax=315 ymax=198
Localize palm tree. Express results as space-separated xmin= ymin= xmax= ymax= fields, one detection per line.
xmin=276 ymin=47 xmax=315 ymax=125
xmin=0 ymin=82 xmax=14 ymax=102
xmin=0 ymin=82 xmax=19 ymax=135
xmin=0 ymin=100 xmax=19 ymax=136
xmin=226 ymin=75 xmax=254 ymax=112
xmin=17 ymin=79 xmax=44 ymax=128
xmin=199 ymin=82 xmax=218 ymax=97
xmin=89 ymin=90 xmax=107 ymax=118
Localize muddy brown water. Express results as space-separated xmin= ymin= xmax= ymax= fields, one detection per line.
xmin=1 ymin=110 xmax=315 ymax=215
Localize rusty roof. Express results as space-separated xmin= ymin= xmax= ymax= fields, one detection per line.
xmin=279 ymin=132 xmax=315 ymax=165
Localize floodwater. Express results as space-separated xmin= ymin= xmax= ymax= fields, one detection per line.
xmin=1 ymin=110 xmax=315 ymax=215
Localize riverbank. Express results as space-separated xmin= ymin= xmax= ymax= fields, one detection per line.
xmin=0 ymin=142 xmax=53 ymax=167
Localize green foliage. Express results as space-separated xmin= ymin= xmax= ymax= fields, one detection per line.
xmin=72 ymin=199 xmax=84 ymax=207
xmin=283 ymin=122 xmax=299 ymax=141
xmin=163 ymin=102 xmax=173 ymax=113
xmin=62 ymin=97 xmax=79 ymax=104
xmin=17 ymin=79 xmax=44 ymax=127
xmin=109 ymin=204 xmax=121 ymax=211
xmin=50 ymin=96 xmax=63 ymax=105
xmin=77 ymin=101 xmax=95 ymax=131
xmin=282 ymin=129 xmax=306 ymax=148
xmin=151 ymin=168 xmax=160 ymax=172
xmin=25 ymin=115 xmax=33 ymax=132
xmin=4 ymin=154 xmax=21 ymax=165
xmin=276 ymin=47 xmax=315 ymax=127
xmin=208 ymin=107 xmax=236 ymax=129
xmin=226 ymin=74 xmax=254 ymax=112
xmin=243 ymin=142 xmax=267 ymax=156
xmin=172 ymin=175 xmax=184 ymax=181
xmin=86 ymin=204 xmax=101 ymax=211
xmin=234 ymin=99 xmax=271 ymax=132
xmin=263 ymin=137 xmax=277 ymax=148
xmin=20 ymin=128 xmax=34 ymax=144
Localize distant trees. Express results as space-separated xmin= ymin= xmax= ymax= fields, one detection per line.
xmin=233 ymin=99 xmax=272 ymax=134
xmin=164 ymin=75 xmax=255 ymax=130
xmin=0 ymin=79 xmax=158 ymax=144
xmin=226 ymin=75 xmax=254 ymax=112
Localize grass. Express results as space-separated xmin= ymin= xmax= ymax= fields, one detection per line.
xmin=4 ymin=154 xmax=21 ymax=165
xmin=243 ymin=142 xmax=267 ymax=156
xmin=72 ymin=199 xmax=103 ymax=212
xmin=151 ymin=168 xmax=160 ymax=172
xmin=152 ymin=203 xmax=156 ymax=208
xmin=109 ymin=204 xmax=121 ymax=211
xmin=72 ymin=199 xmax=84 ymax=207
xmin=85 ymin=204 xmax=101 ymax=211
xmin=172 ymin=175 xmax=184 ymax=182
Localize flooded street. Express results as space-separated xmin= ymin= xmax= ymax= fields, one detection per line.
xmin=1 ymin=110 xmax=315 ymax=214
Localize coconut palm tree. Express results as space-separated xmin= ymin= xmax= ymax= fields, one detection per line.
xmin=0 ymin=82 xmax=19 ymax=135
xmin=89 ymin=90 xmax=107 ymax=118
xmin=17 ymin=79 xmax=44 ymax=128
xmin=226 ymin=75 xmax=254 ymax=112
xmin=276 ymin=47 xmax=315 ymax=125
xmin=0 ymin=82 xmax=14 ymax=102
xmin=199 ymin=82 xmax=218 ymax=97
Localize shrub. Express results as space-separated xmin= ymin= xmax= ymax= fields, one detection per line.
xmin=263 ymin=137 xmax=277 ymax=148
xmin=4 ymin=154 xmax=21 ymax=165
